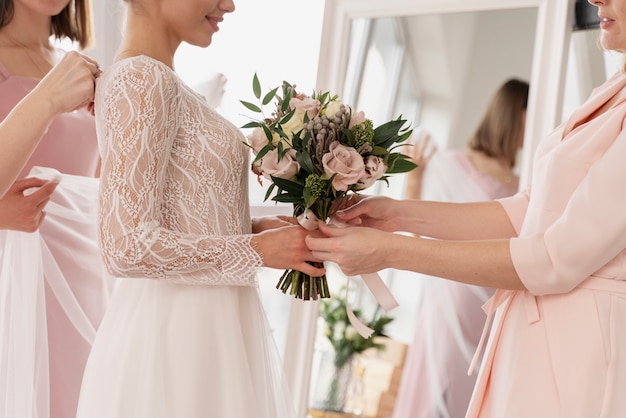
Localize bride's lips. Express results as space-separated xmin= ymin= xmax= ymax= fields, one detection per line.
xmin=205 ymin=16 xmax=223 ymax=32
xmin=599 ymin=15 xmax=615 ymax=30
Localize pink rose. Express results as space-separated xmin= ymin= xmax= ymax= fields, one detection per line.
xmin=322 ymin=141 xmax=365 ymax=191
xmin=289 ymin=96 xmax=321 ymax=119
xmin=348 ymin=107 xmax=366 ymax=128
xmin=356 ymin=155 xmax=387 ymax=189
xmin=247 ymin=127 xmax=285 ymax=153
xmin=253 ymin=148 xmax=299 ymax=180
xmin=247 ymin=127 xmax=269 ymax=153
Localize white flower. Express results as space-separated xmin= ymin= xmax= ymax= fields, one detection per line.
xmin=324 ymin=99 xmax=344 ymax=119
xmin=333 ymin=321 xmax=346 ymax=342
xmin=281 ymin=111 xmax=305 ymax=139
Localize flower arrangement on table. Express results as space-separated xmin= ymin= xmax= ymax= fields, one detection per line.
xmin=241 ymin=74 xmax=416 ymax=300
xmin=319 ymin=291 xmax=394 ymax=370
xmin=311 ymin=290 xmax=394 ymax=412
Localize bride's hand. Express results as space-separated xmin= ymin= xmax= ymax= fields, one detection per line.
xmin=251 ymin=215 xmax=297 ymax=233
xmin=252 ymin=225 xmax=326 ymax=276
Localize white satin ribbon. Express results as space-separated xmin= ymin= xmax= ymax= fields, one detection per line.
xmin=298 ymin=209 xmax=399 ymax=338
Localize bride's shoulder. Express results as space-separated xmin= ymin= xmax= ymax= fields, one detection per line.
xmin=99 ymin=56 xmax=182 ymax=95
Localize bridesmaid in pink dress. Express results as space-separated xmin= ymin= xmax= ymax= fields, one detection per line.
xmin=0 ymin=2 xmax=110 ymax=418
xmin=308 ymin=1 xmax=626 ymax=415
xmin=0 ymin=52 xmax=99 ymax=197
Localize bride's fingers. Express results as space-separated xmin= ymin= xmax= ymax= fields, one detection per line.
xmin=297 ymin=262 xmax=326 ymax=277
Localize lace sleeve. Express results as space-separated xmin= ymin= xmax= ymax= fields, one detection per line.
xmin=95 ymin=58 xmax=263 ymax=286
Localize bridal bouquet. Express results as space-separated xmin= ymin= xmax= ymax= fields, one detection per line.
xmin=241 ymin=74 xmax=416 ymax=300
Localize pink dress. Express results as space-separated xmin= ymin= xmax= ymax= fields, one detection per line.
xmin=466 ymin=72 xmax=626 ymax=417
xmin=392 ymin=151 xmax=517 ymax=418
xmin=0 ymin=61 xmax=109 ymax=418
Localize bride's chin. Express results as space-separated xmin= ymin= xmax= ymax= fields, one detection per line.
xmin=189 ymin=37 xmax=213 ymax=49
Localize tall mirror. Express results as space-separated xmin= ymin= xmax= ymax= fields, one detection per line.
xmin=293 ymin=1 xmax=577 ymax=417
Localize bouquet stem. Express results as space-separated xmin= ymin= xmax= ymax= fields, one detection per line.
xmin=276 ymin=263 xmax=330 ymax=300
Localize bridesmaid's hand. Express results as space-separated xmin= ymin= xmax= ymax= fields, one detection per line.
xmin=0 ymin=177 xmax=58 ymax=232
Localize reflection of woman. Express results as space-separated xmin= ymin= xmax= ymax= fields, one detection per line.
xmin=0 ymin=2 xmax=109 ymax=418
xmin=76 ymin=0 xmax=324 ymax=417
xmin=393 ymin=79 xmax=529 ymax=418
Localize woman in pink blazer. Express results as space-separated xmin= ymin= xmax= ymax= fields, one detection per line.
xmin=307 ymin=0 xmax=626 ymax=416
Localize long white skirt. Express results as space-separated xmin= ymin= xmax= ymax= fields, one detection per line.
xmin=76 ymin=279 xmax=296 ymax=418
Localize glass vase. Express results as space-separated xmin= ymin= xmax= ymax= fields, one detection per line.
xmin=310 ymin=350 xmax=353 ymax=412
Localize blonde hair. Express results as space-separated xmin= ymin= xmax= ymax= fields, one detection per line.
xmin=467 ymin=78 xmax=529 ymax=167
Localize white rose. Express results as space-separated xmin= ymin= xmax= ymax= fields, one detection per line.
xmin=324 ymin=100 xmax=344 ymax=119
xmin=281 ymin=111 xmax=305 ymax=139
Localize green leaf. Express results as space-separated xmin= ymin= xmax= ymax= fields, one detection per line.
xmin=261 ymin=124 xmax=273 ymax=141
xmin=282 ymin=87 xmax=293 ymax=112
xmin=280 ymin=109 xmax=296 ymax=125
xmin=386 ymin=155 xmax=418 ymax=174
xmin=252 ymin=143 xmax=273 ymax=163
xmin=253 ymin=73 xmax=261 ymax=99
xmin=297 ymin=151 xmax=316 ymax=175
xmin=272 ymin=193 xmax=304 ymax=204
xmin=263 ymin=183 xmax=276 ymax=202
xmin=271 ymin=175 xmax=304 ymax=195
xmin=240 ymin=121 xmax=262 ymax=129
xmin=262 ymin=87 xmax=278 ymax=105
xmin=241 ymin=100 xmax=262 ymax=113
xmin=373 ymin=118 xmax=409 ymax=148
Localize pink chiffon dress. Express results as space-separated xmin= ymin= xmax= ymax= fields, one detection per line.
xmin=392 ymin=150 xmax=517 ymax=418
xmin=0 ymin=60 xmax=110 ymax=418
xmin=465 ymin=72 xmax=626 ymax=417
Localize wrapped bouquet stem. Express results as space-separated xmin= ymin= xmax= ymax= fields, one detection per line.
xmin=241 ymin=74 xmax=416 ymax=300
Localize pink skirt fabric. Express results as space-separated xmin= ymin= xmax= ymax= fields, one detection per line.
xmin=467 ymin=278 xmax=626 ymax=418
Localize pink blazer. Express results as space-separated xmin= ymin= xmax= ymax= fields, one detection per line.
xmin=466 ymin=72 xmax=626 ymax=418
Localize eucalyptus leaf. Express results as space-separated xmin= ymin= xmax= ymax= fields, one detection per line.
xmin=262 ymin=87 xmax=278 ymax=105
xmin=240 ymin=100 xmax=262 ymax=113
xmin=241 ymin=121 xmax=262 ymax=129
xmin=253 ymin=73 xmax=261 ymax=99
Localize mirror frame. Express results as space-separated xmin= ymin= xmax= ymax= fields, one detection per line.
xmin=284 ymin=1 xmax=576 ymax=416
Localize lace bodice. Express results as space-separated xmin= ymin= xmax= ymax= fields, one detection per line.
xmin=95 ymin=56 xmax=263 ymax=286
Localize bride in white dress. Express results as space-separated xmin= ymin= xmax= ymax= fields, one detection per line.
xmin=76 ymin=0 xmax=325 ymax=417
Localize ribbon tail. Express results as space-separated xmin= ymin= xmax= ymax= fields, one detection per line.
xmin=344 ymin=276 xmax=375 ymax=338
xmin=361 ymin=272 xmax=399 ymax=312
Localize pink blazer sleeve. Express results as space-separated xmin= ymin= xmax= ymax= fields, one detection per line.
xmin=497 ymin=187 xmax=530 ymax=235
xmin=508 ymin=126 xmax=626 ymax=295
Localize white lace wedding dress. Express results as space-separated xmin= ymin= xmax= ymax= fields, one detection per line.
xmin=76 ymin=56 xmax=295 ymax=418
